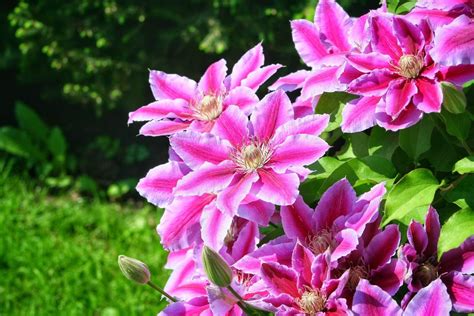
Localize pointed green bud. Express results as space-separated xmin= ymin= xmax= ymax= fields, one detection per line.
xmin=118 ymin=255 xmax=151 ymax=284
xmin=202 ymin=246 xmax=233 ymax=287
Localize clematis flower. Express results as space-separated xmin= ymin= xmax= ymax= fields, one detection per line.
xmin=342 ymin=15 xmax=474 ymax=132
xmin=399 ymin=207 xmax=474 ymax=313
xmin=259 ymin=243 xmax=350 ymax=315
xmin=170 ymin=90 xmax=329 ymax=218
xmin=128 ymin=43 xmax=282 ymax=136
xmin=353 ymin=278 xmax=452 ymax=315
xmin=280 ymin=179 xmax=386 ymax=262
xmin=406 ymin=0 xmax=473 ymax=29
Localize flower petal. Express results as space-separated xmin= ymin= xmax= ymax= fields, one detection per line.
xmin=393 ymin=17 xmax=424 ymax=55
xmin=440 ymin=65 xmax=474 ymax=86
xmin=237 ymin=199 xmax=275 ymax=226
xmin=301 ymin=66 xmax=344 ymax=99
xmin=315 ymin=0 xmax=352 ymax=51
xmin=230 ymin=43 xmax=264 ymax=89
xmin=281 ymin=196 xmax=314 ymax=240
xmin=251 ymin=90 xmax=294 ymax=141
xmin=137 ymin=161 xmax=188 ymax=207
xmin=175 ymin=161 xmax=236 ymax=196
xmin=170 ymin=131 xmax=230 ymax=168
xmin=139 ymin=119 xmax=191 ymax=136
xmin=346 ymin=52 xmax=392 ymax=73
xmin=385 ymin=78 xmax=418 ymax=118
xmin=370 ymin=259 xmax=406 ymax=295
xmin=198 ymin=59 xmax=227 ymax=95
xmin=269 ymin=134 xmax=329 ymax=172
xmin=291 ymin=19 xmax=329 ymax=67
xmin=375 ymin=103 xmax=423 ymax=131
xmin=408 ymin=220 xmax=429 ymax=255
xmin=200 ymin=204 xmax=233 ymax=250
xmin=405 ymin=278 xmax=452 ymax=316
xmin=442 ymin=271 xmax=474 ymax=313
xmin=260 ymin=262 xmax=299 ymax=297
xmin=216 ymin=172 xmax=259 ymax=216
xmin=424 ymin=206 xmax=441 ymax=258
xmin=439 ymin=236 xmax=474 ymax=274
xmin=364 ymin=224 xmax=400 ymax=270
xmin=348 ymin=69 xmax=397 ymax=96
xmin=292 ymin=242 xmax=315 ymax=288
xmin=149 ymin=70 xmax=197 ymax=102
xmin=332 ymin=228 xmax=359 ymax=261
xmin=430 ymin=15 xmax=474 ymax=66
xmin=256 ymin=169 xmax=299 ymax=206
xmin=414 ymin=77 xmax=443 ymax=113
xmin=353 ymin=279 xmax=403 ymax=316
xmin=341 ymin=96 xmax=380 ymax=133
xmin=128 ymin=99 xmax=191 ymax=124
xmin=347 ymin=182 xmax=386 ymax=235
xmin=268 ymin=70 xmax=311 ymax=91
xmin=223 ymin=86 xmax=259 ymax=114
xmin=272 ymin=114 xmax=329 ymax=146
xmin=230 ymin=220 xmax=260 ymax=261
xmin=370 ymin=16 xmax=403 ymax=60
xmin=312 ymin=178 xmax=356 ymax=232
xmin=213 ymin=105 xmax=249 ymax=148
xmin=242 ymin=64 xmax=283 ymax=91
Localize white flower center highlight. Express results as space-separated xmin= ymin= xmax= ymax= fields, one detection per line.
xmin=232 ymin=142 xmax=272 ymax=173
xmin=398 ymin=54 xmax=423 ymax=79
xmin=194 ymin=95 xmax=223 ymax=121
xmin=296 ymin=289 xmax=326 ymax=315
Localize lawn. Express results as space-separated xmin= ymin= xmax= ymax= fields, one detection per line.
xmin=0 ymin=177 xmax=170 ymax=315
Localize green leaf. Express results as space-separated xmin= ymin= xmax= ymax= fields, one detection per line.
xmin=445 ymin=174 xmax=474 ymax=209
xmin=395 ymin=1 xmax=416 ymax=13
xmin=442 ymin=82 xmax=467 ymax=114
xmin=15 ymin=102 xmax=49 ymax=142
xmin=0 ymin=127 xmax=45 ymax=160
xmin=427 ymin=129 xmax=462 ymax=172
xmin=453 ymin=156 xmax=474 ymax=174
xmin=47 ymin=127 xmax=67 ymax=163
xmin=399 ymin=117 xmax=434 ymax=161
xmin=383 ymin=169 xmax=439 ymax=225
xmin=438 ymin=208 xmax=474 ymax=254
xmin=387 ymin=0 xmax=400 ymax=13
xmin=368 ymin=127 xmax=399 ymax=160
xmin=315 ymin=92 xmax=357 ymax=132
xmin=440 ymin=110 xmax=471 ymax=141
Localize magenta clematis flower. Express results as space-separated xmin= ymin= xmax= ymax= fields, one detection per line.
xmin=128 ymin=43 xmax=282 ymax=136
xmin=258 ymin=243 xmax=350 ymax=315
xmin=353 ymin=278 xmax=452 ymax=315
xmin=280 ymin=179 xmax=386 ymax=262
xmin=399 ymin=207 xmax=474 ymax=313
xmin=406 ymin=0 xmax=473 ymax=29
xmin=342 ymin=15 xmax=474 ymax=132
xmin=170 ymin=90 xmax=329 ymax=218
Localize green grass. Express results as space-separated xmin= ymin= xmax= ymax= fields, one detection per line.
xmin=0 ymin=177 xmax=170 ymax=315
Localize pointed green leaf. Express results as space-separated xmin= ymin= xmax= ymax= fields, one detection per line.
xmin=439 ymin=208 xmax=474 ymax=254
xmin=453 ymin=156 xmax=474 ymax=174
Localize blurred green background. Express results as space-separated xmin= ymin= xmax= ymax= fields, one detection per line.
xmin=0 ymin=0 xmax=380 ymax=314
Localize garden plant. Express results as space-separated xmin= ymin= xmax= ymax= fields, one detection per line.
xmin=120 ymin=0 xmax=474 ymax=314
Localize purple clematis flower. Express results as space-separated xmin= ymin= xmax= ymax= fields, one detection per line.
xmin=399 ymin=207 xmax=474 ymax=313
xmin=280 ymin=179 xmax=386 ymax=262
xmin=258 ymin=242 xmax=350 ymax=315
xmin=169 ymin=90 xmax=329 ymax=218
xmin=128 ymin=43 xmax=281 ymax=136
xmin=353 ymin=278 xmax=452 ymax=315
xmin=341 ymin=15 xmax=474 ymax=132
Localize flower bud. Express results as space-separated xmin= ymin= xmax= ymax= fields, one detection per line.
xmin=202 ymin=246 xmax=233 ymax=287
xmin=118 ymin=255 xmax=151 ymax=284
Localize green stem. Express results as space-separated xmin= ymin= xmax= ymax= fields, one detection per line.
xmin=147 ymin=281 xmax=177 ymax=302
xmin=461 ymin=140 xmax=473 ymax=155
xmin=227 ymin=285 xmax=245 ymax=302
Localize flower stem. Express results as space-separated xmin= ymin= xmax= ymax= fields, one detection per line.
xmin=147 ymin=281 xmax=177 ymax=302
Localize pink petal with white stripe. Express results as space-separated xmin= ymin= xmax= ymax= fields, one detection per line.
xmin=301 ymin=66 xmax=344 ymax=99
xmin=341 ymin=96 xmax=380 ymax=133
xmin=268 ymin=70 xmax=311 ymax=91
xmin=291 ymin=19 xmax=329 ymax=67
xmin=128 ymin=99 xmax=191 ymax=124
xmin=242 ymin=64 xmax=283 ymax=91
xmin=216 ymin=172 xmax=259 ymax=216
xmin=346 ymin=52 xmax=392 ymax=73
xmin=280 ymin=196 xmax=314 ymax=240
xmin=175 ymin=161 xmax=236 ymax=196
xmin=164 ymin=252 xmax=207 ymax=298
xmin=353 ymin=280 xmax=403 ymax=316
xmin=223 ymin=86 xmax=259 ymax=114
xmin=375 ymin=103 xmax=423 ymax=131
xmin=170 ymin=131 xmax=230 ymax=168
xmin=443 ymin=271 xmax=474 ymax=313
xmin=414 ymin=77 xmax=443 ymax=113
xmin=200 ymin=204 xmax=233 ymax=250
xmin=441 ymin=65 xmax=474 ymax=86
xmin=370 ymin=259 xmax=406 ymax=295
xmin=405 ymin=279 xmax=452 ymax=316
xmin=256 ymin=169 xmax=299 ymax=206
xmin=260 ymin=262 xmax=300 ymax=297
xmin=370 ymin=16 xmax=403 ymax=60
xmin=137 ymin=161 xmax=188 ymax=207
xmin=149 ymin=70 xmax=197 ymax=102
xmin=213 ymin=105 xmax=249 ymax=148
xmin=268 ymin=134 xmax=329 ymax=173
xmin=393 ymin=17 xmax=424 ymax=55
xmin=272 ymin=114 xmax=329 ymax=148
xmin=348 ymin=69 xmax=396 ymax=96
xmin=198 ymin=59 xmax=227 ymax=95
xmin=139 ymin=119 xmax=191 ymax=136
xmin=230 ymin=221 xmax=260 ymax=261
xmin=237 ymin=199 xmax=275 ymax=226
xmin=385 ymin=78 xmax=418 ymax=118
xmin=315 ymin=0 xmax=352 ymax=51
xmin=230 ymin=43 xmax=264 ymax=89
xmin=251 ymin=90 xmax=294 ymax=141
xmin=332 ymin=228 xmax=358 ymax=261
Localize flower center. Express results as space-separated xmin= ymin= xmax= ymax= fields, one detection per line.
xmin=398 ymin=54 xmax=423 ymax=79
xmin=413 ymin=263 xmax=438 ymax=287
xmin=347 ymin=265 xmax=369 ymax=291
xmin=194 ymin=95 xmax=223 ymax=121
xmin=232 ymin=142 xmax=272 ymax=173
xmin=296 ymin=289 xmax=326 ymax=315
xmin=307 ymin=229 xmax=335 ymax=255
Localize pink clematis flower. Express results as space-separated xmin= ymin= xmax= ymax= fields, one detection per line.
xmin=406 ymin=0 xmax=473 ymax=29
xmin=399 ymin=207 xmax=474 ymax=313
xmin=128 ymin=43 xmax=282 ymax=136
xmin=170 ymin=90 xmax=329 ymax=218
xmin=353 ymin=278 xmax=452 ymax=315
xmin=280 ymin=179 xmax=386 ymax=263
xmin=259 ymin=243 xmax=350 ymax=315
xmin=342 ymin=15 xmax=474 ymax=132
